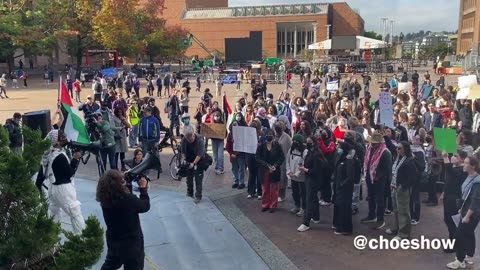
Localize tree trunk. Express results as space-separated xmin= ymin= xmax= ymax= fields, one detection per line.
xmin=6 ymin=54 xmax=15 ymax=74
xmin=75 ymin=35 xmax=83 ymax=79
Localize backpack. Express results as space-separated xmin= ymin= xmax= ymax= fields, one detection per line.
xmin=94 ymin=82 xmax=103 ymax=93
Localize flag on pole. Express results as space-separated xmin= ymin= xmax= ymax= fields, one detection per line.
xmin=223 ymin=94 xmax=234 ymax=128
xmin=60 ymin=78 xmax=90 ymax=144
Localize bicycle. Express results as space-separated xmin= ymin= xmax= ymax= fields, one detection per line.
xmin=157 ymin=131 xmax=182 ymax=181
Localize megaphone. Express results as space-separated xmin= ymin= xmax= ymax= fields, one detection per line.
xmin=68 ymin=140 xmax=102 ymax=156
xmin=125 ymin=152 xmax=161 ymax=182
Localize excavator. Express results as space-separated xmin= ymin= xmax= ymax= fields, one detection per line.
xmin=177 ymin=34 xmax=216 ymax=72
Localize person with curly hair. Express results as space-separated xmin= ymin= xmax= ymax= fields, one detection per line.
xmin=97 ymin=169 xmax=150 ymax=270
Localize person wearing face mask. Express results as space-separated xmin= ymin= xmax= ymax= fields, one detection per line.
xmin=37 ymin=133 xmax=85 ymax=234
xmin=410 ymin=135 xmax=426 ymax=225
xmin=297 ymin=136 xmax=327 ymax=232
xmin=211 ymin=112 xmax=225 ymax=174
xmin=274 ymin=121 xmax=292 ymax=202
xmin=256 ymin=129 xmax=285 ymax=212
xmin=441 ymin=150 xmax=468 ymax=253
xmin=333 ymin=131 xmax=361 ymax=235
xmin=287 ymin=134 xmax=308 ymax=216
xmin=226 ymin=114 xmax=248 ymax=189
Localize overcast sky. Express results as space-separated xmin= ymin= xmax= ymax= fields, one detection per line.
xmin=229 ymin=0 xmax=459 ymax=34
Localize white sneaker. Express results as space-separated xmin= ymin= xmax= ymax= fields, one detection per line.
xmin=319 ymin=201 xmax=332 ymax=206
xmin=411 ymin=219 xmax=419 ymax=225
xmin=465 ymin=256 xmax=475 ymax=265
xmin=296 ymin=209 xmax=305 ymax=217
xmin=257 ymin=196 xmax=262 ymax=200
xmin=278 ymin=197 xmax=284 ymax=202
xmin=311 ymin=218 xmax=320 ymax=224
xmin=297 ymin=224 xmax=310 ymax=232
xmin=247 ymin=195 xmax=253 ymax=199
xmin=446 ymin=259 xmax=467 ymax=269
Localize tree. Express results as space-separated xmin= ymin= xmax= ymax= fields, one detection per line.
xmin=0 ymin=0 xmax=57 ymax=71
xmin=0 ymin=127 xmax=103 ymax=269
xmin=364 ymin=31 xmax=383 ymax=41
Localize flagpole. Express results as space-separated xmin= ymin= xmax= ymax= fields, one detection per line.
xmin=58 ymin=76 xmax=61 ymax=108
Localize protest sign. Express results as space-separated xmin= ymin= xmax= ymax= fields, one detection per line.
xmin=433 ymin=128 xmax=457 ymax=154
xmin=326 ymin=81 xmax=338 ymax=92
xmin=232 ymin=126 xmax=258 ymax=154
xmin=468 ymin=85 xmax=480 ymax=100
xmin=456 ymin=88 xmax=470 ymax=100
xmin=458 ymin=75 xmax=477 ymax=88
xmin=421 ymin=85 xmax=434 ymax=99
xmin=398 ymin=82 xmax=412 ymax=92
xmin=379 ymin=92 xmax=394 ymax=128
xmin=200 ymin=123 xmax=226 ymax=139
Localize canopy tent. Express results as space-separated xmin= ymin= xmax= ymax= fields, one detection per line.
xmin=308 ymin=36 xmax=387 ymax=50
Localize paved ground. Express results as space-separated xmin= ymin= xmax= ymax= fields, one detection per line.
xmin=6 ymin=70 xmax=476 ymax=270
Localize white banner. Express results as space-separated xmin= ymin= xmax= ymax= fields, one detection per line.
xmin=232 ymin=126 xmax=258 ymax=154
xmin=326 ymin=81 xmax=338 ymax=92
xmin=379 ymin=92 xmax=394 ymax=128
xmin=456 ymin=88 xmax=470 ymax=100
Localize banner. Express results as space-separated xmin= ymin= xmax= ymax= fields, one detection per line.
xmin=456 ymin=88 xmax=470 ymax=100
xmin=326 ymin=81 xmax=338 ymax=92
xmin=200 ymin=123 xmax=226 ymax=139
xmin=232 ymin=126 xmax=258 ymax=154
xmin=433 ymin=128 xmax=457 ymax=154
xmin=398 ymin=82 xmax=412 ymax=92
xmin=379 ymin=92 xmax=394 ymax=128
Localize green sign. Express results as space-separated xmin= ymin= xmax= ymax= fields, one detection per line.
xmin=433 ymin=128 xmax=457 ymax=154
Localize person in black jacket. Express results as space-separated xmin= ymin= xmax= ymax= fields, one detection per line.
xmin=4 ymin=112 xmax=23 ymax=154
xmin=256 ymin=129 xmax=285 ymax=213
xmin=458 ymin=100 xmax=473 ymax=130
xmin=441 ymin=150 xmax=468 ymax=252
xmin=333 ymin=131 xmax=361 ymax=235
xmin=297 ymin=136 xmax=327 ymax=232
xmin=385 ymin=141 xmax=417 ymax=240
xmin=97 ymin=169 xmax=150 ymax=270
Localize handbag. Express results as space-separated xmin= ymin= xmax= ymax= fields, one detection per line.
xmin=198 ymin=153 xmax=213 ymax=171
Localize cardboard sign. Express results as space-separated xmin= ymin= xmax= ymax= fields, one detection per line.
xmin=200 ymin=123 xmax=226 ymax=139
xmin=468 ymin=85 xmax=480 ymax=100
xmin=456 ymin=88 xmax=470 ymax=100
xmin=379 ymin=92 xmax=394 ymax=128
xmin=433 ymin=128 xmax=457 ymax=154
xmin=232 ymin=126 xmax=258 ymax=154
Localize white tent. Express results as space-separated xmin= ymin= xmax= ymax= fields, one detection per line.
xmin=308 ymin=36 xmax=387 ymax=50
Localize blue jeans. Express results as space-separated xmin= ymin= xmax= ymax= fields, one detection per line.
xmin=352 ymin=183 xmax=361 ymax=210
xmin=232 ymin=152 xmax=246 ymax=184
xmin=129 ymin=125 xmax=138 ymax=147
xmin=211 ymin=139 xmax=224 ymax=171
xmin=101 ymin=144 xmax=117 ymax=170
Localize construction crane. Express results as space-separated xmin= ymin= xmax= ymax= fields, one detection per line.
xmin=177 ymin=34 xmax=216 ymax=70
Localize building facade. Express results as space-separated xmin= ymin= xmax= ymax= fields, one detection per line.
xmin=457 ymin=0 xmax=480 ymax=56
xmin=162 ymin=0 xmax=364 ymax=60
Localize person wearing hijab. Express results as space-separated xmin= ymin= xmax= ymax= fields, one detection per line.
xmin=256 ymin=107 xmax=271 ymax=130
xmin=332 ymin=131 xmax=361 ymax=235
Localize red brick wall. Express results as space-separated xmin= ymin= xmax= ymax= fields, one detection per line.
xmin=330 ymin=2 xmax=364 ymax=36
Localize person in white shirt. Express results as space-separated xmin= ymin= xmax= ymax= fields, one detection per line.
xmin=0 ymin=74 xmax=9 ymax=98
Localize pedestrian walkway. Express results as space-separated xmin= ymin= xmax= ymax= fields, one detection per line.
xmin=66 ymin=178 xmax=270 ymax=270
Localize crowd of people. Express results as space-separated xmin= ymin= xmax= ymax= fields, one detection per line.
xmin=4 ymin=63 xmax=480 ymax=269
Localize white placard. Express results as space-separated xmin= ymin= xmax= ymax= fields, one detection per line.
xmin=458 ymin=75 xmax=477 ymax=88
xmin=232 ymin=126 xmax=258 ymax=154
xmin=379 ymin=92 xmax=394 ymax=128
xmin=456 ymin=87 xmax=470 ymax=100
xmin=326 ymin=81 xmax=338 ymax=92
xmin=398 ymin=82 xmax=412 ymax=92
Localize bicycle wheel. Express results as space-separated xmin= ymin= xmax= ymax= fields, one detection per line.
xmin=169 ymin=153 xmax=181 ymax=181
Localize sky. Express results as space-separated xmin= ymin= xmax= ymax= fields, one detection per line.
xmin=229 ymin=0 xmax=459 ymax=34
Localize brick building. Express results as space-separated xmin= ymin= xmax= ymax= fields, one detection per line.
xmin=162 ymin=0 xmax=364 ymax=60
xmin=457 ymin=0 xmax=480 ymax=56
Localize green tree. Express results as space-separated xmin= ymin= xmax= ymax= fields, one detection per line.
xmin=364 ymin=31 xmax=383 ymax=41
xmin=0 ymin=127 xmax=103 ymax=269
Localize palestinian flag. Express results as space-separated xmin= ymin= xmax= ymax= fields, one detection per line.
xmin=223 ymin=94 xmax=234 ymax=128
xmin=60 ymin=79 xmax=90 ymax=144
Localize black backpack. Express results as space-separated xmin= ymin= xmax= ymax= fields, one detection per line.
xmin=94 ymin=82 xmax=103 ymax=93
